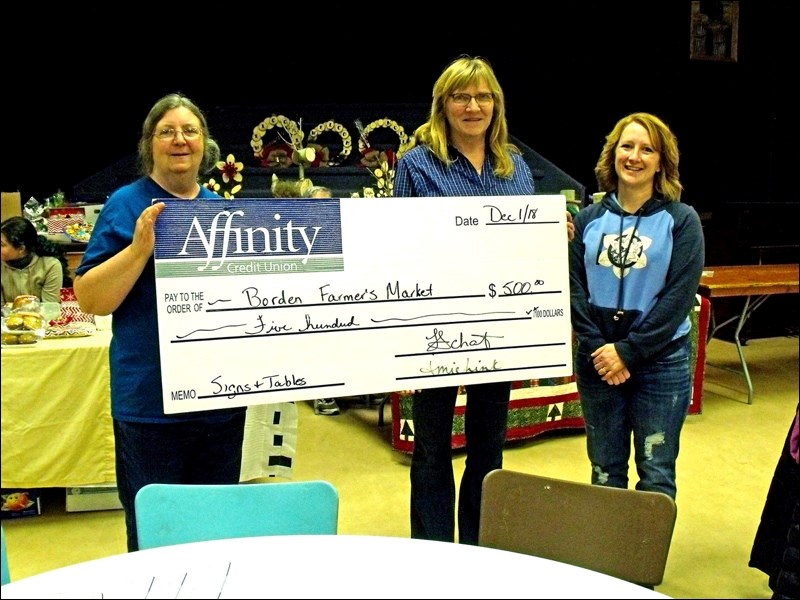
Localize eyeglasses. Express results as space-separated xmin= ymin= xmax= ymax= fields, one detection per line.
xmin=153 ymin=126 xmax=203 ymax=141
xmin=449 ymin=92 xmax=494 ymax=106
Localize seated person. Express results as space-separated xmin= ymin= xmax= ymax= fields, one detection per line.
xmin=1 ymin=216 xmax=69 ymax=305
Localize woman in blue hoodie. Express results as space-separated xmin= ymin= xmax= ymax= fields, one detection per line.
xmin=569 ymin=112 xmax=704 ymax=500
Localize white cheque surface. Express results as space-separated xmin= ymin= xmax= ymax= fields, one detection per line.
xmin=154 ymin=195 xmax=571 ymax=413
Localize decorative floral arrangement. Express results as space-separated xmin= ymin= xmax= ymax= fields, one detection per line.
xmin=250 ymin=114 xmax=316 ymax=174
xmin=204 ymin=153 xmax=243 ymax=199
xmin=368 ymin=158 xmax=396 ymax=197
xmin=289 ymin=130 xmax=316 ymax=181
xmin=251 ymin=115 xmax=326 ymax=195
xmin=258 ymin=142 xmax=295 ymax=168
xmin=306 ymin=120 xmax=352 ymax=167
xmin=354 ymin=118 xmax=412 ymax=169
xmin=252 ymin=116 xmax=353 ymax=170
xmin=251 ymin=115 xmax=304 ymax=160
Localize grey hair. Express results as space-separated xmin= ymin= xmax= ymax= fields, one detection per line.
xmin=137 ymin=93 xmax=221 ymax=177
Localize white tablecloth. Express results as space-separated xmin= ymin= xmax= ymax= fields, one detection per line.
xmin=1 ymin=534 xmax=669 ymax=599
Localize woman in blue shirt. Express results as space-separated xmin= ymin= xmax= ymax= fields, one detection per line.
xmin=394 ymin=55 xmax=572 ymax=545
xmin=74 ymin=94 xmax=247 ymax=552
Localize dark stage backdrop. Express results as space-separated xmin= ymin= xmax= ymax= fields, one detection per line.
xmin=1 ymin=3 xmax=792 ymax=218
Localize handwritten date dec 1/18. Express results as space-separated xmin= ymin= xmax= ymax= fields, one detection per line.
xmin=455 ymin=203 xmax=538 ymax=226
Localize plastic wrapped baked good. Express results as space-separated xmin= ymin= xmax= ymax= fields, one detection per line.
xmin=2 ymin=297 xmax=46 ymax=346
xmin=12 ymin=295 xmax=39 ymax=311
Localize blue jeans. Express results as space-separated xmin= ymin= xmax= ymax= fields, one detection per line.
xmin=575 ymin=337 xmax=691 ymax=500
xmin=410 ymin=381 xmax=510 ymax=545
xmin=113 ymin=411 xmax=246 ymax=552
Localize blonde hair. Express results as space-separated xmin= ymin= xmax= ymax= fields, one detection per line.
xmin=411 ymin=55 xmax=520 ymax=178
xmin=594 ymin=112 xmax=683 ymax=201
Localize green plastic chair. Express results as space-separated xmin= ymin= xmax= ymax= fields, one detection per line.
xmin=134 ymin=480 xmax=339 ymax=550
xmin=1 ymin=524 xmax=10 ymax=585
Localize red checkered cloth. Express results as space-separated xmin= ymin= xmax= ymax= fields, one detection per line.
xmin=59 ymin=288 xmax=95 ymax=324
xmin=47 ymin=208 xmax=85 ymax=234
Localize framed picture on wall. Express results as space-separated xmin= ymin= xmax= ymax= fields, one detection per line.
xmin=690 ymin=1 xmax=739 ymax=62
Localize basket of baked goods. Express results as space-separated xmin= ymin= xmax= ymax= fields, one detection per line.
xmin=1 ymin=295 xmax=47 ymax=347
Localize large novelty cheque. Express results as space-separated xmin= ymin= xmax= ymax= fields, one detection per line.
xmin=154 ymin=196 xmax=572 ymax=414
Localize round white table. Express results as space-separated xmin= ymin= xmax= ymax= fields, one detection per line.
xmin=0 ymin=534 xmax=669 ymax=598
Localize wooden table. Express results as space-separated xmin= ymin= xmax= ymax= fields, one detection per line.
xmin=698 ymin=264 xmax=799 ymax=404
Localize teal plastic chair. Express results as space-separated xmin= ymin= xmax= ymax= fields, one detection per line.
xmin=1 ymin=525 xmax=9 ymax=585
xmin=134 ymin=480 xmax=339 ymax=550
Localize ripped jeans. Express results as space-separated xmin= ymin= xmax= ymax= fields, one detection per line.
xmin=575 ymin=337 xmax=691 ymax=500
